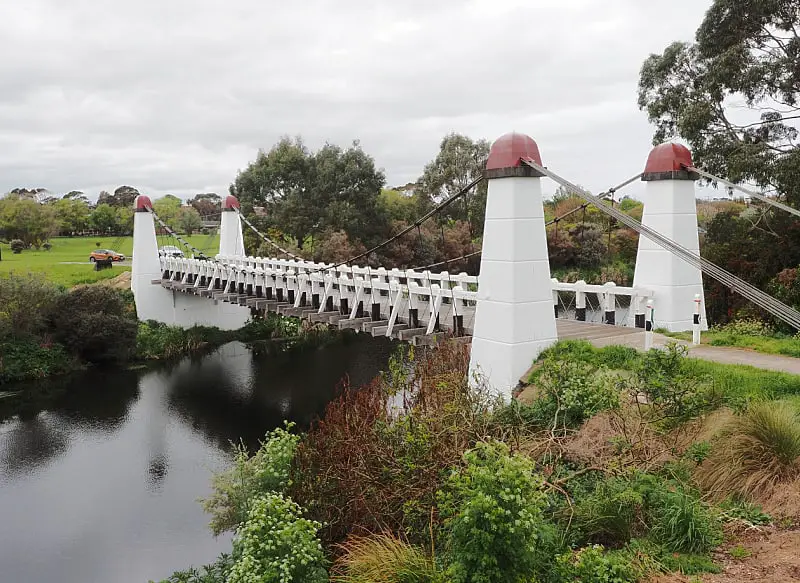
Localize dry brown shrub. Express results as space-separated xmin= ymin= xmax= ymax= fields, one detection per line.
xmin=290 ymin=341 xmax=504 ymax=549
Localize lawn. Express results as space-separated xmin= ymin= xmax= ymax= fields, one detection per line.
xmin=0 ymin=234 xmax=220 ymax=287
xmin=663 ymin=329 xmax=800 ymax=358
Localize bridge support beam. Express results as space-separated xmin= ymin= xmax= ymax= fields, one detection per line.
xmin=633 ymin=144 xmax=708 ymax=333
xmin=220 ymin=195 xmax=246 ymax=257
xmin=469 ymin=133 xmax=558 ymax=401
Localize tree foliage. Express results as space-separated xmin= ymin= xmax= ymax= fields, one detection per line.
xmin=0 ymin=194 xmax=58 ymax=247
xmin=175 ymin=206 xmax=203 ymax=235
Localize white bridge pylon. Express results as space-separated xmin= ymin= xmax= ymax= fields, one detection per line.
xmin=132 ymin=132 xmax=706 ymax=400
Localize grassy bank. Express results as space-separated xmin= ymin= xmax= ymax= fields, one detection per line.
xmin=155 ymin=339 xmax=800 ymax=583
xmin=0 ymin=234 xmax=219 ymax=287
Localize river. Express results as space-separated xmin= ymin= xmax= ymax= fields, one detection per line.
xmin=0 ymin=335 xmax=396 ymax=583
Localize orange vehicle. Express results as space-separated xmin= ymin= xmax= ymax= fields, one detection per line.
xmin=89 ymin=249 xmax=126 ymax=262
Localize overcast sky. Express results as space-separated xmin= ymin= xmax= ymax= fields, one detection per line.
xmin=0 ymin=0 xmax=714 ymax=202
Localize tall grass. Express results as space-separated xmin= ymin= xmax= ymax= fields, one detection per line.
xmin=333 ymin=533 xmax=443 ymax=583
xmin=697 ymin=402 xmax=800 ymax=500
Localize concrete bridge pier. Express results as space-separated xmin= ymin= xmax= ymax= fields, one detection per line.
xmin=469 ymin=133 xmax=558 ymax=401
xmin=633 ymin=144 xmax=707 ymax=332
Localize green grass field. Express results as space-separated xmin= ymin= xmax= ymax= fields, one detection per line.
xmin=0 ymin=234 xmax=220 ymax=287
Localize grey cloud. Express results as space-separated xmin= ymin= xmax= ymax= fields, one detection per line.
xmin=0 ymin=0 xmax=712 ymax=200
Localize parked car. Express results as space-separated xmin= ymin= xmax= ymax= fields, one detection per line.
xmin=159 ymin=245 xmax=185 ymax=258
xmin=89 ymin=249 xmax=125 ymax=262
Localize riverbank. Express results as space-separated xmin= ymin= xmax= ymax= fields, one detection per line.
xmin=155 ymin=339 xmax=800 ymax=583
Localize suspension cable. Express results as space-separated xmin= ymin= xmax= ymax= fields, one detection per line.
xmin=522 ymin=159 xmax=800 ymax=330
xmin=310 ymin=175 xmax=485 ymax=273
xmin=685 ymin=165 xmax=800 ymax=219
xmin=148 ymin=206 xmax=210 ymax=260
xmin=235 ymin=209 xmax=305 ymax=261
xmin=545 ymin=173 xmax=642 ymax=227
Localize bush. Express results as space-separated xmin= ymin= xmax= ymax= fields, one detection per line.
xmin=202 ymin=423 xmax=300 ymax=535
xmin=151 ymin=554 xmax=233 ymax=583
xmin=227 ymin=493 xmax=327 ymax=583
xmin=554 ymin=545 xmax=638 ymax=583
xmin=9 ymin=239 xmax=24 ymax=253
xmin=333 ymin=533 xmax=444 ymax=583
xmin=0 ymin=272 xmax=62 ymax=340
xmin=438 ymin=440 xmax=548 ymax=583
xmin=647 ymin=486 xmax=722 ymax=554
xmin=569 ymin=475 xmax=649 ymax=547
xmin=291 ymin=342 xmax=496 ymax=547
xmin=697 ymin=402 xmax=800 ymax=500
xmin=0 ymin=338 xmax=76 ymax=385
xmin=714 ymin=318 xmax=774 ymax=337
xmin=47 ymin=286 xmax=137 ymax=364
xmin=528 ymin=357 xmax=621 ymax=432
xmin=136 ymin=321 xmax=231 ymax=360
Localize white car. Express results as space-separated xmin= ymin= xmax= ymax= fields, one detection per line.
xmin=158 ymin=245 xmax=185 ymax=258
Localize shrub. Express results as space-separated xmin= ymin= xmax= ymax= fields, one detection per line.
xmin=714 ymin=318 xmax=774 ymax=337
xmin=529 ymin=357 xmax=621 ymax=432
xmin=569 ymin=475 xmax=649 ymax=547
xmin=151 ymin=553 xmax=233 ymax=583
xmin=136 ymin=321 xmax=231 ymax=360
xmin=648 ymin=486 xmax=722 ymax=554
xmin=42 ymin=242 xmax=52 ymax=251
xmin=291 ymin=342 xmax=495 ymax=547
xmin=226 ymin=493 xmax=327 ymax=583
xmin=0 ymin=338 xmax=75 ymax=385
xmin=439 ymin=440 xmax=548 ymax=583
xmin=554 ymin=545 xmax=638 ymax=583
xmin=0 ymin=272 xmax=62 ymax=340
xmin=9 ymin=239 xmax=24 ymax=253
xmin=697 ymin=402 xmax=800 ymax=500
xmin=333 ymin=533 xmax=444 ymax=583
xmin=202 ymin=423 xmax=300 ymax=535
xmin=47 ymin=285 xmax=137 ymax=364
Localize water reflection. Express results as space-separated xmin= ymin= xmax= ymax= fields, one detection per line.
xmin=0 ymin=335 xmax=395 ymax=583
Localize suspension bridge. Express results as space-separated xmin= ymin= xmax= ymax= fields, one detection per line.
xmin=130 ymin=132 xmax=800 ymax=399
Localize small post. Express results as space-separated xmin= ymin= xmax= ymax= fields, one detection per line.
xmin=551 ymin=278 xmax=559 ymax=318
xmin=575 ymin=280 xmax=587 ymax=322
xmin=603 ymin=282 xmax=616 ymax=325
xmin=634 ymin=296 xmax=646 ymax=329
xmin=644 ymin=300 xmax=654 ymax=351
xmin=692 ymin=294 xmax=702 ymax=346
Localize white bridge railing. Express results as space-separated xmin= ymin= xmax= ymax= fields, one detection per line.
xmin=156 ymin=254 xmax=654 ymax=337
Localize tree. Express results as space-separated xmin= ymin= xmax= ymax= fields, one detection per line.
xmin=53 ymin=196 xmax=90 ymax=234
xmin=0 ymin=195 xmax=58 ymax=248
xmin=89 ymin=203 xmax=120 ymax=233
xmin=638 ymin=1 xmax=800 ymax=324
xmin=416 ymin=133 xmax=490 ymax=232
xmin=151 ymin=195 xmax=182 ymax=229
xmin=97 ymin=186 xmax=140 ymax=208
xmin=187 ymin=193 xmax=221 ymax=217
xmin=231 ymin=137 xmax=387 ymax=249
xmin=638 ymin=1 xmax=800 ymax=201
xmin=175 ymin=206 xmax=203 ymax=234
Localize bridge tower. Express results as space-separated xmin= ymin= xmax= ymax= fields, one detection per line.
xmin=633 ymin=143 xmax=707 ymax=332
xmin=220 ymin=195 xmax=246 ymax=257
xmin=131 ymin=194 xmax=250 ymax=329
xmin=469 ymin=133 xmax=558 ymax=401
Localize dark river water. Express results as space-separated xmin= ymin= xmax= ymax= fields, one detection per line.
xmin=0 ymin=335 xmax=396 ymax=583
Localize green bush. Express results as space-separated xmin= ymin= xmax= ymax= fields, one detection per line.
xmin=569 ymin=475 xmax=649 ymax=547
xmin=648 ymin=486 xmax=722 ymax=554
xmin=151 ymin=553 xmax=233 ymax=583
xmin=9 ymin=239 xmax=24 ymax=253
xmin=0 ymin=272 xmax=63 ymax=340
xmin=0 ymin=338 xmax=76 ymax=385
xmin=48 ymin=285 xmax=137 ymax=364
xmin=136 ymin=320 xmax=232 ymax=360
xmin=202 ymin=423 xmax=300 ymax=535
xmin=714 ymin=318 xmax=774 ymax=337
xmin=554 ymin=545 xmax=638 ymax=583
xmin=227 ymin=493 xmax=327 ymax=583
xmin=529 ymin=357 xmax=621 ymax=432
xmin=439 ymin=440 xmax=548 ymax=583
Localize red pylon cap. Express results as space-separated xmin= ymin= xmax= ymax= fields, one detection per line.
xmin=486 ymin=132 xmax=543 ymax=170
xmin=644 ymin=143 xmax=693 ymax=173
xmin=135 ymin=195 xmax=152 ymax=210
xmin=223 ymin=195 xmax=241 ymax=210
